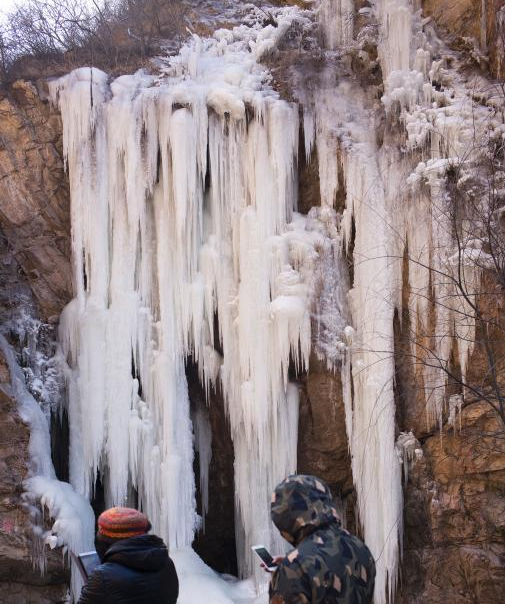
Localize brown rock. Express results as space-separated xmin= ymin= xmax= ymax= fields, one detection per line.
xmin=0 ymin=80 xmax=72 ymax=321
xmin=422 ymin=0 xmax=505 ymax=77
xmin=297 ymin=354 xmax=355 ymax=529
xmin=398 ymin=402 xmax=505 ymax=603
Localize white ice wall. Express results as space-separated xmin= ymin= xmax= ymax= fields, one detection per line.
xmin=49 ymin=7 xmax=331 ymax=586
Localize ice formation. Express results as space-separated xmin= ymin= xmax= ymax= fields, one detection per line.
xmin=49 ymin=7 xmax=330 ymax=596
xmin=0 ymin=334 xmax=94 ymax=599
xmin=172 ymin=547 xmax=266 ymax=604
xmin=296 ymin=53 xmax=403 ymax=600
xmin=192 ymin=402 xmax=212 ymax=529
xmin=295 ymin=2 xmax=503 ymax=603
xmin=395 ymin=431 xmax=423 ymax=482
xmin=376 ymin=0 xmax=497 ymax=430
xmin=447 ymin=394 xmax=463 ymax=431
xmin=318 ymin=0 xmax=354 ymax=49
xmin=333 ymin=81 xmax=402 ymax=604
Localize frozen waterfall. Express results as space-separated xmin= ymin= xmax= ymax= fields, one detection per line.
xmin=24 ymin=1 xmax=500 ymax=603
xmin=49 ymin=7 xmax=327 ymax=600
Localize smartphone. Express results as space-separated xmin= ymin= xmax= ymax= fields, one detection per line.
xmin=252 ymin=544 xmax=278 ymax=571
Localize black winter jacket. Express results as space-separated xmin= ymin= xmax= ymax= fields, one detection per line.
xmin=77 ymin=534 xmax=179 ymax=604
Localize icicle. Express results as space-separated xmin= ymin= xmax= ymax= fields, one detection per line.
xmin=319 ymin=0 xmax=354 ymax=49
xmin=312 ymin=69 xmax=342 ymax=209
xmin=309 ymin=80 xmax=403 ymax=604
xmin=376 ymin=0 xmax=413 ymax=79
xmin=448 ymin=394 xmax=463 ymax=431
xmin=192 ymin=403 xmax=212 ymax=530
xmin=395 ymin=431 xmax=423 ymax=482
xmin=303 ymin=108 xmax=316 ymax=163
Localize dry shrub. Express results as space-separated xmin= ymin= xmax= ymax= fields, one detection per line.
xmin=0 ymin=0 xmax=189 ymax=84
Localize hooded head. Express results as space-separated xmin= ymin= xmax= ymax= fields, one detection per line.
xmin=270 ymin=474 xmax=341 ymax=545
xmin=95 ymin=507 xmax=152 ymax=561
xmin=102 ymin=534 xmax=169 ymax=572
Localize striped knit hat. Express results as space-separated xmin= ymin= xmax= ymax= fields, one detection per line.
xmin=97 ymin=507 xmax=150 ymax=540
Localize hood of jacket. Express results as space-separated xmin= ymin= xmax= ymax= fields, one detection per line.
xmin=103 ymin=534 xmax=169 ymax=572
xmin=271 ymin=474 xmax=341 ymax=545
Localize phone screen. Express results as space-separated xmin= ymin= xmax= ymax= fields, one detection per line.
xmin=252 ymin=546 xmax=275 ymax=567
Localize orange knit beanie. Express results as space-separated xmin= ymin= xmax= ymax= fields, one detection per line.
xmin=97 ymin=507 xmax=150 ymax=540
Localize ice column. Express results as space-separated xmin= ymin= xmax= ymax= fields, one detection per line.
xmin=192 ymin=403 xmax=212 ymax=530
xmin=377 ymin=0 xmax=412 ymax=75
xmin=319 ymin=0 xmax=354 ymax=49
xmin=49 ymin=17 xmax=310 ymax=581
xmin=343 ymin=147 xmax=401 ymax=604
xmin=310 ymin=82 xmax=402 ymax=604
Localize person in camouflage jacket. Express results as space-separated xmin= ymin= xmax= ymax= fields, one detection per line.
xmin=269 ymin=474 xmax=376 ymax=604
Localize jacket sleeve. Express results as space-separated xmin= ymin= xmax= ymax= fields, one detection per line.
xmin=269 ymin=561 xmax=310 ymax=604
xmin=77 ymin=569 xmax=106 ymax=604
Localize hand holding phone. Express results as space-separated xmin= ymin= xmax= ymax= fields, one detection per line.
xmin=252 ymin=544 xmax=279 ymax=572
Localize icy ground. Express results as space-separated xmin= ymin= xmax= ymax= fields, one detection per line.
xmin=173 ymin=548 xmax=267 ymax=604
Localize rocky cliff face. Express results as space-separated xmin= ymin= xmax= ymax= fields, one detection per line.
xmin=392 ymin=267 xmax=505 ymax=602
xmin=423 ymin=0 xmax=505 ymax=77
xmin=0 ymin=80 xmax=72 ymax=322
xmin=0 ymin=2 xmax=504 ymax=603
xmin=399 ymin=401 xmax=505 ymax=603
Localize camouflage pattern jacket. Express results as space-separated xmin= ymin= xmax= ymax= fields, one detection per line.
xmin=269 ymin=475 xmax=376 ymax=604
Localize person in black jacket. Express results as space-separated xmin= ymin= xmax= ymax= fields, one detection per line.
xmin=78 ymin=506 xmax=178 ymax=604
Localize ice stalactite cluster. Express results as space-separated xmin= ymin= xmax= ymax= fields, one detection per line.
xmin=300 ymin=77 xmax=351 ymax=369
xmin=300 ymin=72 xmax=401 ymax=602
xmin=377 ymin=0 xmax=412 ymax=77
xmin=0 ymin=334 xmax=94 ymax=600
xmin=374 ymin=0 xmax=499 ymax=427
xmin=338 ymin=86 xmax=402 ymax=604
xmin=49 ymin=7 xmax=337 ymax=595
xmin=307 ymin=208 xmax=350 ymax=368
xmin=298 ymin=50 xmax=400 ymax=597
xmin=394 ymin=431 xmax=423 ymax=482
xmin=297 ymin=1 xmax=504 ymax=602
